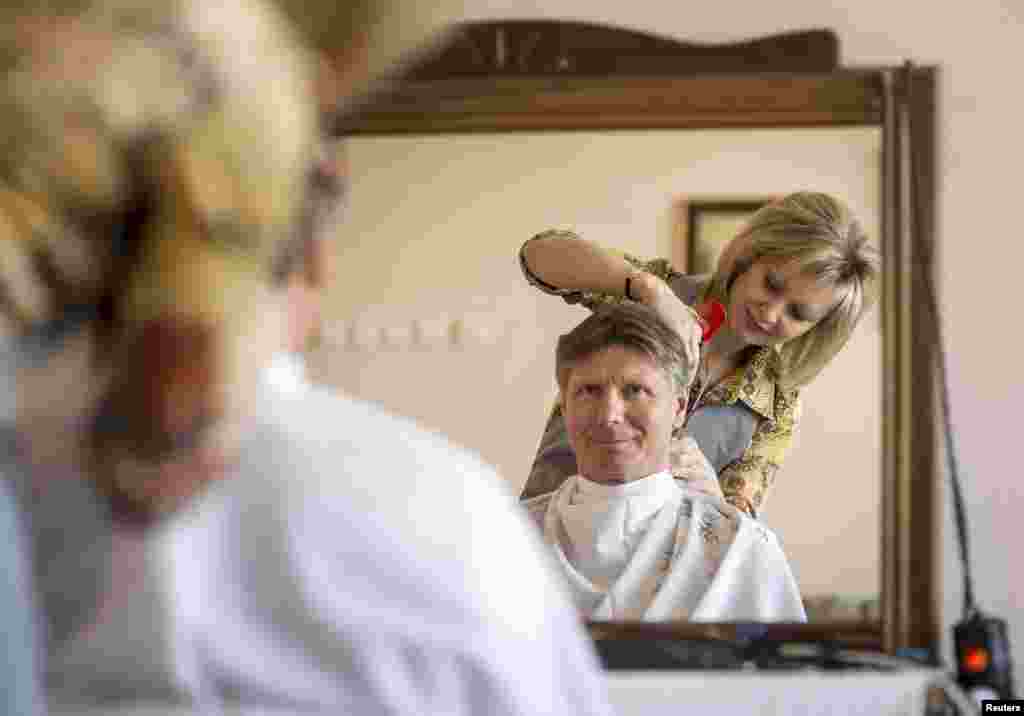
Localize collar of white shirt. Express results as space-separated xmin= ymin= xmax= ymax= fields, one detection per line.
xmin=263 ymin=353 xmax=308 ymax=395
xmin=556 ymin=471 xmax=679 ymax=586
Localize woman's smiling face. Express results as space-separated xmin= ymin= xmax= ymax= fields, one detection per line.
xmin=727 ymin=257 xmax=840 ymax=347
xmin=562 ymin=345 xmax=685 ymax=485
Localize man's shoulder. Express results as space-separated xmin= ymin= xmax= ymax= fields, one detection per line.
xmin=236 ymin=385 xmax=561 ymax=628
xmin=522 ymin=491 xmax=555 ymax=508
xmin=247 ymin=384 xmax=518 ymax=540
xmin=263 ymin=381 xmax=498 ymax=480
xmin=674 ymin=489 xmax=784 ymax=547
xmin=674 ymin=489 xmax=745 ymax=532
xmin=155 ymin=389 xmax=610 ymax=711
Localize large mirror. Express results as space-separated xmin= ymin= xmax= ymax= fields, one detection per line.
xmin=318 ymin=21 xmax=938 ymax=655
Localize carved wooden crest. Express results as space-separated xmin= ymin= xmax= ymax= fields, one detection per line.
xmin=407 ymin=22 xmax=839 ymax=78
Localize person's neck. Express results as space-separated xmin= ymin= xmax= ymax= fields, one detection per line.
xmin=579 ymin=468 xmax=671 ymax=487
xmin=701 ymin=325 xmax=752 ymax=387
xmin=705 ymin=324 xmax=749 ymax=361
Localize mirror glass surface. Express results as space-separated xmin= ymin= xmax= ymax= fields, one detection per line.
xmin=313 ymin=125 xmax=881 ymax=622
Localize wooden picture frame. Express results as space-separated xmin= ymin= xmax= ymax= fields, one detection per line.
xmin=677 ymin=199 xmax=770 ymax=274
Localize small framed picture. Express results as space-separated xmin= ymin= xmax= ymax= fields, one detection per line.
xmin=676 ymin=199 xmax=771 ymax=275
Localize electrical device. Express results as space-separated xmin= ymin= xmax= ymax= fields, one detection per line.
xmin=905 ymin=61 xmax=1016 ymax=706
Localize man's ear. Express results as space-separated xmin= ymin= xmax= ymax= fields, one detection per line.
xmin=303 ymin=237 xmax=329 ymax=289
xmin=672 ymin=396 xmax=687 ymax=431
xmin=304 ymin=141 xmax=346 ymax=289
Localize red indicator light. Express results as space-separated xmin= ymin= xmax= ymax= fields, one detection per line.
xmin=962 ymin=646 xmax=989 ymax=673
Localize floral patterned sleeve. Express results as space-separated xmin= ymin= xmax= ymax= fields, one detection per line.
xmin=518 ymin=230 xmax=683 ymax=311
xmin=719 ymin=388 xmax=802 ymax=517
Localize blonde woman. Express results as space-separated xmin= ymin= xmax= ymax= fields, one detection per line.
xmin=520 ymin=192 xmax=879 ymax=517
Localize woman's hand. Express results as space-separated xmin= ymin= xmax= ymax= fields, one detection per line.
xmin=628 ymin=272 xmax=702 ymax=385
xmin=669 ymin=436 xmax=723 ymax=499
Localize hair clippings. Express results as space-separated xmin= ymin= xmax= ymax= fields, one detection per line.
xmin=695 ymin=300 xmax=726 ymax=343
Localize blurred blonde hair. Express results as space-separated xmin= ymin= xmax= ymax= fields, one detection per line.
xmin=705 ymin=191 xmax=880 ymax=390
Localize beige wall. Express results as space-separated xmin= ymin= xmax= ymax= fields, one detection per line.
xmin=323 ymin=0 xmax=1024 ymax=682
xmin=315 ymin=127 xmax=881 ymax=599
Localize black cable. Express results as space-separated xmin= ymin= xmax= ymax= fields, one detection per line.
xmin=902 ymin=62 xmax=977 ymax=619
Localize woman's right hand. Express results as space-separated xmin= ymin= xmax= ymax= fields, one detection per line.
xmin=628 ymin=271 xmax=702 ymax=384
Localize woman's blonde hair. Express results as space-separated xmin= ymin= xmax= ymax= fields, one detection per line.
xmin=705 ymin=191 xmax=880 ymax=390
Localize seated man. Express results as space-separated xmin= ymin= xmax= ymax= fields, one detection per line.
xmin=524 ymin=303 xmax=807 ymax=622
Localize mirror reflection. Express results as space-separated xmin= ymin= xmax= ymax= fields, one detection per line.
xmin=314 ymin=126 xmax=881 ymax=622
xmin=522 ymin=302 xmax=808 ymax=621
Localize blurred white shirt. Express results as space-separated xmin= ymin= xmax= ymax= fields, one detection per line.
xmin=18 ymin=356 xmax=613 ymax=715
xmin=262 ymin=352 xmax=308 ymax=395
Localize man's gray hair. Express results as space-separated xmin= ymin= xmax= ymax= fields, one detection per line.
xmin=556 ymin=302 xmax=693 ymax=395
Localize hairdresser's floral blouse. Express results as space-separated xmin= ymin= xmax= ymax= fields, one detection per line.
xmin=519 ymin=230 xmax=801 ymax=517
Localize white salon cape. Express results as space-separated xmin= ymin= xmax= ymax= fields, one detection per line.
xmin=524 ymin=472 xmax=807 ymax=622
xmin=8 ymin=354 xmax=613 ymax=715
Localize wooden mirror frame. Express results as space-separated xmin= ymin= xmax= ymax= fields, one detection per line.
xmin=336 ymin=21 xmax=939 ymax=657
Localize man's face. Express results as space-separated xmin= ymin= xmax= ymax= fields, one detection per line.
xmin=562 ymin=345 xmax=685 ymax=485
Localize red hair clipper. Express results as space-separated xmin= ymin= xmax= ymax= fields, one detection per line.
xmin=695 ymin=300 xmax=726 ymax=343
